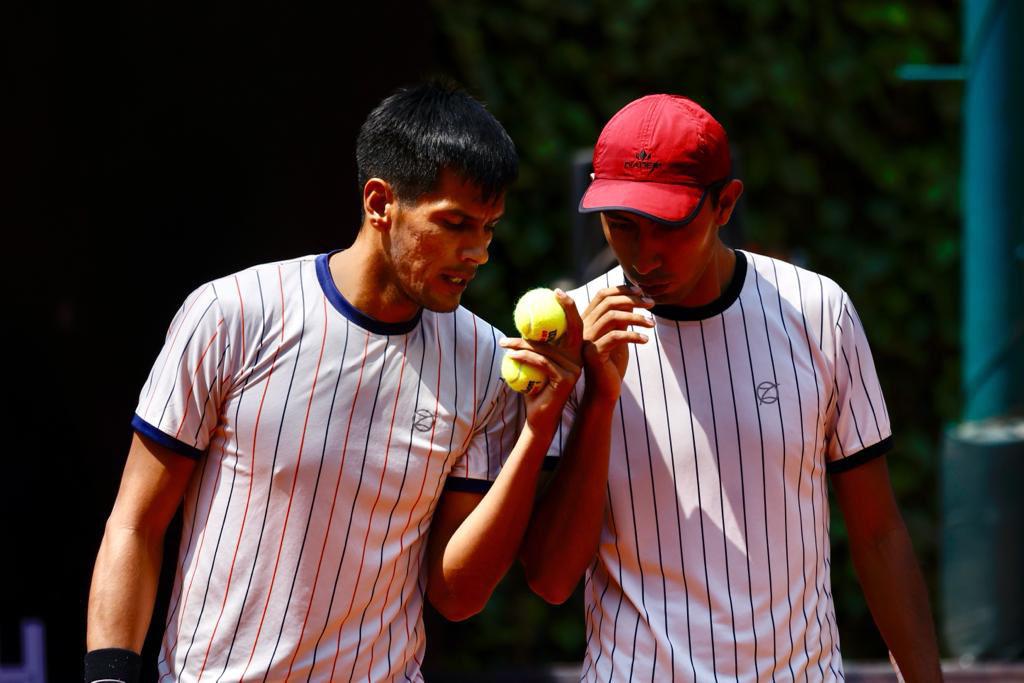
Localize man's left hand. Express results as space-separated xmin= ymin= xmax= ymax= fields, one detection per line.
xmin=499 ymin=289 xmax=583 ymax=431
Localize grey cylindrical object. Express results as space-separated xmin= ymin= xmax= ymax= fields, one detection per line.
xmin=942 ymin=419 xmax=1024 ymax=659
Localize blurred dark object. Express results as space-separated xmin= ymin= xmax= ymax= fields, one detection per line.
xmin=569 ymin=148 xmax=612 ymax=283
xmin=941 ymin=419 xmax=1024 ymax=660
xmin=0 ymin=620 xmax=47 ymax=683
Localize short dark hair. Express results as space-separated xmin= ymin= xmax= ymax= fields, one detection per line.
xmin=356 ymin=80 xmax=518 ymax=204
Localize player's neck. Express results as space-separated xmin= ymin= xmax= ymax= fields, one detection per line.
xmin=675 ymin=242 xmax=736 ymax=308
xmin=328 ymin=238 xmax=420 ymax=324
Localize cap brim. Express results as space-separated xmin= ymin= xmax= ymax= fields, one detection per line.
xmin=579 ymin=178 xmax=709 ymax=225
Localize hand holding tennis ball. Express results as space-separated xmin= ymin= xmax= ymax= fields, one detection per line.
xmin=513 ymin=288 xmax=567 ymax=342
xmin=501 ymin=353 xmax=546 ymax=395
xmin=502 ymin=288 xmax=569 ymax=394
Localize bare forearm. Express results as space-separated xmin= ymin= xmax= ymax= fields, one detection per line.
xmin=520 ymin=393 xmax=615 ymax=603
xmin=87 ymin=523 xmax=165 ymax=652
xmin=429 ymin=420 xmax=554 ymax=619
xmin=851 ymin=522 xmax=942 ymax=682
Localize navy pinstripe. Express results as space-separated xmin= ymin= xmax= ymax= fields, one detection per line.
xmin=557 ymin=253 xmax=890 ymax=681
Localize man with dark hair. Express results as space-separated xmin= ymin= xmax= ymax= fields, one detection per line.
xmin=356 ymin=81 xmax=517 ymax=205
xmin=516 ymin=95 xmax=942 ymax=681
xmin=86 ymin=81 xmax=582 ymax=682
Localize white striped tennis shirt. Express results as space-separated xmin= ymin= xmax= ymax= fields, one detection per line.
xmin=133 ymin=252 xmax=521 ymax=682
xmin=552 ymin=250 xmax=892 ymax=682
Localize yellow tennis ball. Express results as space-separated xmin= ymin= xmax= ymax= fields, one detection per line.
xmin=513 ymin=288 xmax=566 ymax=342
xmin=501 ymin=353 xmax=545 ymax=395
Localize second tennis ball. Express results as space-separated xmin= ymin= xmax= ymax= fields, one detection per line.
xmin=501 ymin=354 xmax=545 ymax=395
xmin=513 ymin=288 xmax=566 ymax=342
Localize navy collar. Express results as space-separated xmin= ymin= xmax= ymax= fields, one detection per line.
xmin=648 ymin=250 xmax=748 ymax=322
xmin=316 ymin=251 xmax=423 ymax=335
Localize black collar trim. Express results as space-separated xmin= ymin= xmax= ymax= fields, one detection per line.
xmin=648 ymin=250 xmax=748 ymax=321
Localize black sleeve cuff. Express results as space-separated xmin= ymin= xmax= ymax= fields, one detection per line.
xmin=827 ymin=435 xmax=894 ymax=474
xmin=131 ymin=414 xmax=204 ymax=460
xmin=443 ymin=477 xmax=493 ymax=493
xmin=84 ymin=647 xmax=141 ymax=683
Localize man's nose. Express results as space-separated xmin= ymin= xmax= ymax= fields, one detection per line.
xmin=632 ymin=249 xmax=661 ymax=276
xmin=462 ymin=238 xmax=490 ymax=266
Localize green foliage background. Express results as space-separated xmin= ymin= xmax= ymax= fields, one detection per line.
xmin=423 ymin=0 xmax=962 ymax=672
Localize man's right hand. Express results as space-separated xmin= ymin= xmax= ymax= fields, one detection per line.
xmin=580 ymin=285 xmax=655 ymax=400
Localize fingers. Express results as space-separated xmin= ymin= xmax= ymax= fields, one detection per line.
xmin=501 ymin=346 xmax=581 ymax=393
xmin=583 ymin=288 xmax=654 ymax=343
xmin=586 ymin=310 xmax=655 ymax=342
xmin=581 ymin=285 xmax=654 ymax=320
xmin=554 ymin=288 xmax=583 ymax=352
xmin=582 ymin=286 xmax=654 ymax=348
xmin=500 ymin=338 xmax=582 ymax=376
xmin=590 ymin=329 xmax=650 ymax=351
xmin=499 ymin=284 xmax=654 ymax=399
xmin=583 ymin=329 xmax=650 ymax=367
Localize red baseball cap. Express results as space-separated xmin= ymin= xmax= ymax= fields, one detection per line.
xmin=580 ymin=95 xmax=732 ymax=225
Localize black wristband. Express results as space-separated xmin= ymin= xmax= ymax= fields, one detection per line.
xmin=84 ymin=648 xmax=141 ymax=683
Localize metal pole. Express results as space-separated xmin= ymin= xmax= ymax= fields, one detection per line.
xmin=962 ymin=0 xmax=1024 ymax=421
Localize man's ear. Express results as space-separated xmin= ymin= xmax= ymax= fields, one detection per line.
xmin=363 ymin=178 xmax=396 ymax=232
xmin=714 ymin=179 xmax=744 ymax=227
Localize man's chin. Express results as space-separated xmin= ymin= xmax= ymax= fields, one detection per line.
xmin=421 ymin=295 xmax=462 ymax=314
xmin=646 ymin=287 xmax=691 ymax=307
xmin=639 ymin=286 xmax=680 ymax=305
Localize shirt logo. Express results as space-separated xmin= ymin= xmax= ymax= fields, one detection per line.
xmin=413 ymin=408 xmax=436 ymax=432
xmin=757 ymin=381 xmax=779 ymax=405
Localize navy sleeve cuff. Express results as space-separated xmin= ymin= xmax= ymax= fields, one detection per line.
xmin=131 ymin=414 xmax=205 ymax=460
xmin=827 ymin=435 xmax=893 ymax=474
xmin=443 ymin=477 xmax=493 ymax=494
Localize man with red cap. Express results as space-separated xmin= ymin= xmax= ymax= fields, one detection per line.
xmin=513 ymin=95 xmax=942 ymax=681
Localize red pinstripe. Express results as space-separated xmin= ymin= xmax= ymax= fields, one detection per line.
xmin=494 ymin=386 xmax=510 ymax=477
xmin=173 ymin=320 xmax=224 ymax=439
xmin=368 ymin=322 xmax=444 ymax=678
xmin=406 ymin=323 xmax=448 ymax=673
xmin=283 ymin=329 xmax=371 ymax=680
xmin=196 ymin=265 xmax=286 ymax=679
xmin=329 ymin=334 xmax=411 ymax=680
xmin=157 ymin=437 xmax=230 ymax=680
xmin=238 ymin=296 xmax=329 ymax=679
xmin=160 ymin=281 xmax=246 ymax=678
xmin=454 ymin=312 xmax=479 ymax=474
xmin=410 ymin=312 xmax=478 ymax=672
xmin=145 ymin=286 xmax=209 ymax=415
